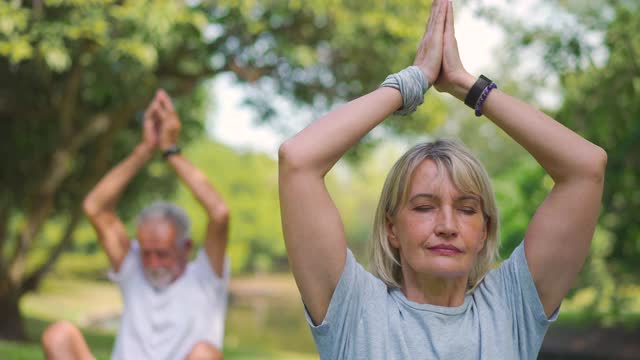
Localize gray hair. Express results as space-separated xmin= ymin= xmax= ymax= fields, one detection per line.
xmin=369 ymin=139 xmax=500 ymax=292
xmin=136 ymin=201 xmax=191 ymax=248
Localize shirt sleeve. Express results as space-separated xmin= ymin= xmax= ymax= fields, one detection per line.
xmin=190 ymin=248 xmax=230 ymax=294
xmin=303 ymin=248 xmax=382 ymax=359
xmin=493 ymin=241 xmax=559 ymax=355
xmin=108 ymin=241 xmax=141 ymax=286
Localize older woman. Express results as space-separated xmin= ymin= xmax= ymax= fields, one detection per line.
xmin=278 ymin=0 xmax=606 ymax=359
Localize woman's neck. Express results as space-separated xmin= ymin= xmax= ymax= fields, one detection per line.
xmin=401 ymin=269 xmax=468 ymax=307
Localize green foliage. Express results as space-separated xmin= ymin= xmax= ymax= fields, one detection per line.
xmin=208 ymin=0 xmax=449 ymax=139
xmin=477 ymin=0 xmax=640 ymax=322
xmin=166 ymin=139 xmax=401 ymax=273
xmin=0 ymin=1 xmax=451 ymax=334
xmin=174 ymin=139 xmax=284 ymax=273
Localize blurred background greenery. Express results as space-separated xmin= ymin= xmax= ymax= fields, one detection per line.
xmin=0 ymin=0 xmax=639 ymax=358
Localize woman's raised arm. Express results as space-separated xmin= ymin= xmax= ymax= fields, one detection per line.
xmin=278 ymin=0 xmax=448 ymax=326
xmin=435 ymin=0 xmax=607 ymax=317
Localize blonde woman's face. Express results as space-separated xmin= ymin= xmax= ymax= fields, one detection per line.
xmin=386 ymin=160 xmax=487 ymax=281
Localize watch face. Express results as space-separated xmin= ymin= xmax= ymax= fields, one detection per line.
xmin=163 ymin=146 xmax=181 ymax=158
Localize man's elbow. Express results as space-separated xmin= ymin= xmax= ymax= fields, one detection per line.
xmin=208 ymin=204 xmax=230 ymax=225
xmin=82 ymin=196 xmax=98 ymax=218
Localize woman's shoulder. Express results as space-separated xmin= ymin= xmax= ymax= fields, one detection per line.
xmin=344 ymin=248 xmax=390 ymax=293
xmin=473 ymin=242 xmax=530 ymax=302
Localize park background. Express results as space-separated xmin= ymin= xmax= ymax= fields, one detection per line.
xmin=1 ymin=0 xmax=639 ymax=359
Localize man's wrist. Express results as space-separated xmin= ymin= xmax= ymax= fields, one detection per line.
xmin=136 ymin=143 xmax=155 ymax=159
xmin=162 ymin=144 xmax=181 ymax=159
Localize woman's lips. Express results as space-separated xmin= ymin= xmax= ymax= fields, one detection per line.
xmin=427 ymin=244 xmax=462 ymax=255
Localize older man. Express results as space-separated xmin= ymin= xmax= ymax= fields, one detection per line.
xmin=42 ymin=89 xmax=230 ymax=360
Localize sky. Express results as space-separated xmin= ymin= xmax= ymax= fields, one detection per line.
xmin=207 ymin=0 xmax=537 ymax=157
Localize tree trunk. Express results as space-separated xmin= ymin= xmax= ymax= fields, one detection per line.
xmin=0 ymin=285 xmax=27 ymax=341
xmin=21 ymin=210 xmax=81 ymax=294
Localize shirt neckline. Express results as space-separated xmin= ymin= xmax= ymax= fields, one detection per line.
xmin=389 ymin=287 xmax=472 ymax=315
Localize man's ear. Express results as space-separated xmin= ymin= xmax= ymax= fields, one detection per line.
xmin=386 ymin=215 xmax=400 ymax=249
xmin=183 ymin=238 xmax=193 ymax=253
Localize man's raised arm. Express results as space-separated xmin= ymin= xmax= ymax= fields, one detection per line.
xmin=83 ymin=94 xmax=161 ymax=271
xmin=153 ymin=90 xmax=229 ymax=277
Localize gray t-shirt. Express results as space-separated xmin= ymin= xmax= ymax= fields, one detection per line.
xmin=305 ymin=242 xmax=557 ymax=360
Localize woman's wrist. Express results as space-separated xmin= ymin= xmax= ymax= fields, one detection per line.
xmin=448 ymin=72 xmax=476 ymax=102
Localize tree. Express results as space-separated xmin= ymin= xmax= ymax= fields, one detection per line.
xmin=0 ymin=0 xmax=446 ymax=340
xmin=477 ymin=0 xmax=640 ymax=321
xmin=554 ymin=2 xmax=640 ymax=282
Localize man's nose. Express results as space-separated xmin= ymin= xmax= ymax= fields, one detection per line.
xmin=147 ymin=254 xmax=162 ymax=267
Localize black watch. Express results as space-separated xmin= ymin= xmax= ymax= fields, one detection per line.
xmin=464 ymin=75 xmax=493 ymax=109
xmin=162 ymin=144 xmax=181 ymax=159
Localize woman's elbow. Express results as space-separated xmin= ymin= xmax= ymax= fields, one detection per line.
xmin=572 ymin=145 xmax=607 ymax=184
xmin=278 ymin=138 xmax=306 ymax=174
xmin=588 ymin=146 xmax=608 ymax=182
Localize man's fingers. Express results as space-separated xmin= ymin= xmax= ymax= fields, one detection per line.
xmin=143 ymin=116 xmax=153 ymax=130
xmin=155 ymin=103 xmax=169 ymax=122
xmin=157 ymin=89 xmax=175 ymax=113
xmin=145 ymin=102 xmax=158 ymax=121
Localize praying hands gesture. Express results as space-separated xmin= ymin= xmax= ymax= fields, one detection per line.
xmin=142 ymin=89 xmax=181 ymax=152
xmin=413 ymin=0 xmax=475 ymax=100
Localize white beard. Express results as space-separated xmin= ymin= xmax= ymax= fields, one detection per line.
xmin=144 ymin=267 xmax=175 ymax=290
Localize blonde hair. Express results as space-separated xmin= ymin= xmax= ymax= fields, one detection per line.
xmin=369 ymin=139 xmax=500 ymax=291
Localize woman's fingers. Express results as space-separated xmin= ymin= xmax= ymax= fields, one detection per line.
xmin=419 ymin=0 xmax=446 ymax=52
xmin=442 ymin=0 xmax=463 ymax=73
xmin=425 ymin=0 xmax=447 ymax=36
xmin=414 ymin=0 xmax=449 ymax=83
xmin=444 ymin=0 xmax=454 ymax=38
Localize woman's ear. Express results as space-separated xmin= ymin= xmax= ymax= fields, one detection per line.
xmin=386 ymin=215 xmax=400 ymax=249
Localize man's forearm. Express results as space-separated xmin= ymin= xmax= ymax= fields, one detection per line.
xmin=83 ymin=144 xmax=153 ymax=215
xmin=166 ymin=154 xmax=228 ymax=221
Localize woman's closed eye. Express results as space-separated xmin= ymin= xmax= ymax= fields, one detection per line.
xmin=458 ymin=207 xmax=478 ymax=215
xmin=414 ymin=205 xmax=435 ymax=212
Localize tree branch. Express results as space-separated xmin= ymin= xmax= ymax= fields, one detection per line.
xmin=224 ymin=57 xmax=274 ymax=83
xmin=7 ymin=113 xmax=110 ymax=283
xmin=20 ymin=209 xmax=82 ymax=295
xmin=59 ymin=61 xmax=84 ymax=139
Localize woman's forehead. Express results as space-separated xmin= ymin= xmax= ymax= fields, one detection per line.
xmin=407 ymin=160 xmax=479 ymax=201
xmin=409 ymin=160 xmax=452 ymax=191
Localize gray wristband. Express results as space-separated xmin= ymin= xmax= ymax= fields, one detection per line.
xmin=380 ymin=66 xmax=430 ymax=115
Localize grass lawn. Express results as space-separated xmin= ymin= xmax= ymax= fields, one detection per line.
xmin=9 ymin=272 xmax=640 ymax=359
xmin=1 ymin=275 xmax=318 ymax=360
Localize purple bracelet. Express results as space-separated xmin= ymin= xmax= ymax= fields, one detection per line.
xmin=474 ymin=82 xmax=497 ymax=117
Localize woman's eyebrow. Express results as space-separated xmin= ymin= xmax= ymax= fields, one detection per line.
xmin=457 ymin=195 xmax=480 ymax=202
xmin=409 ymin=193 xmax=437 ymax=202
